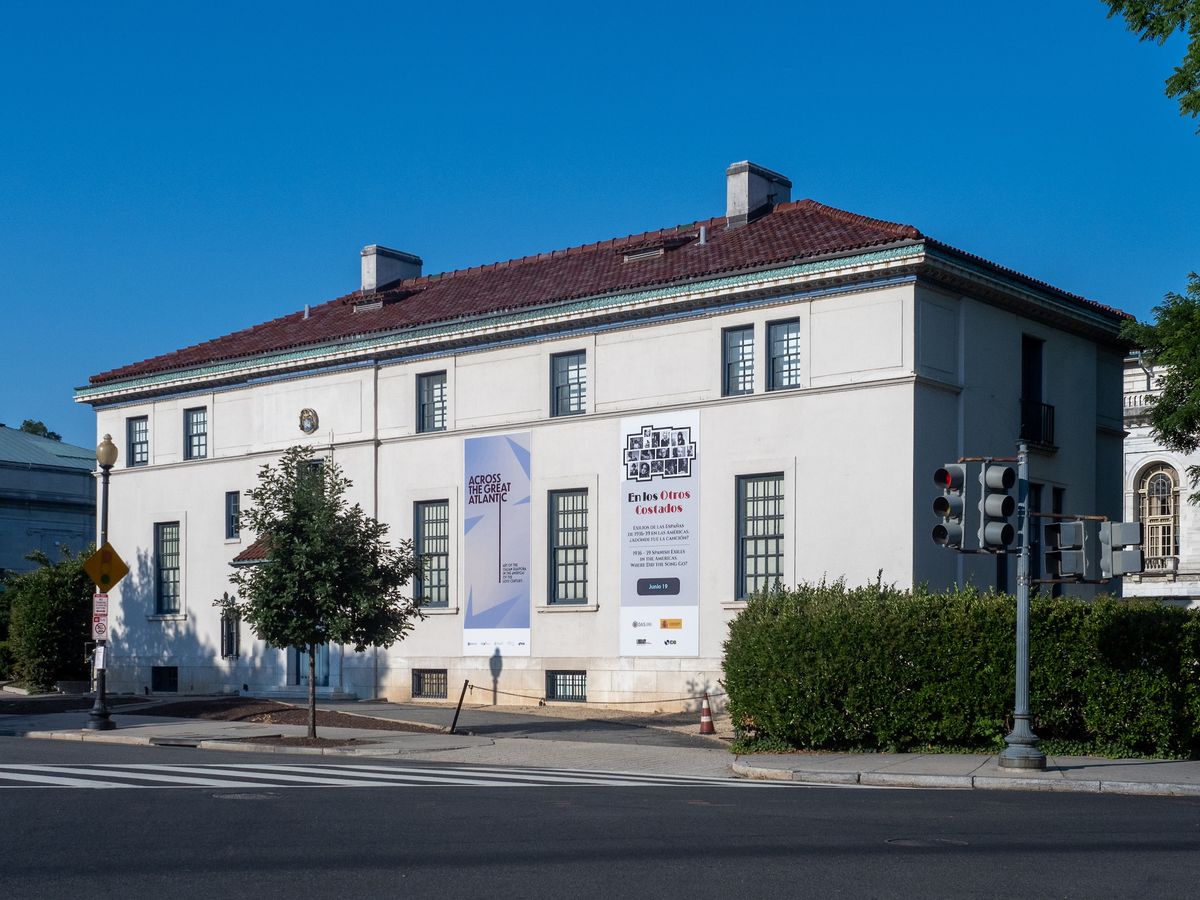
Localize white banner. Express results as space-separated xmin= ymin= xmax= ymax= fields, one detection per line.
xmin=619 ymin=411 xmax=700 ymax=656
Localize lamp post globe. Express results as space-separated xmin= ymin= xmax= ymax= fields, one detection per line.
xmin=96 ymin=434 xmax=118 ymax=470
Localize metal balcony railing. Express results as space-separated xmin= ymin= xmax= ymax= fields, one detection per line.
xmin=1019 ymin=399 xmax=1055 ymax=447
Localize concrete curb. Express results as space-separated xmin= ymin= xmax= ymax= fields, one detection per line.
xmin=732 ymin=759 xmax=1200 ymax=798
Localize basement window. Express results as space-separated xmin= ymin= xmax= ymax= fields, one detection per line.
xmin=412 ymin=669 xmax=448 ymax=700
xmin=545 ymin=670 xmax=587 ymax=702
xmin=151 ymin=666 xmax=178 ymax=693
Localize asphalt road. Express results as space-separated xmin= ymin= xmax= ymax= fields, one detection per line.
xmin=3 ymin=738 xmax=1199 ymax=899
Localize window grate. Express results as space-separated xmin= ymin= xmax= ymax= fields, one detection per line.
xmin=417 ymin=371 xmax=448 ymax=433
xmin=151 ymin=666 xmax=178 ymax=693
xmin=548 ymin=489 xmax=588 ymax=604
xmin=551 ymin=351 xmax=587 ymax=417
xmin=155 ymin=522 xmax=181 ymax=614
xmin=736 ymin=473 xmax=784 ymax=599
xmin=722 ymin=326 xmax=754 ymax=396
xmin=545 ymin=670 xmax=587 ymax=702
xmin=412 ymin=669 xmax=448 ymax=699
xmin=415 ymin=500 xmax=450 ymax=607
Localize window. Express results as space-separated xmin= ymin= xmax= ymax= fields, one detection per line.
xmin=184 ymin=407 xmax=207 ymax=460
xmin=548 ymin=489 xmax=588 ymax=604
xmin=155 ymin=522 xmax=181 ymax=614
xmin=551 ymin=351 xmax=586 ymax=417
xmin=414 ymin=500 xmax=450 ymax=607
xmin=225 ymin=491 xmax=240 ymax=540
xmin=412 ymin=669 xmax=448 ymax=699
xmin=1019 ymin=335 xmax=1054 ymax=445
xmin=767 ymin=319 xmax=801 ymax=390
xmin=220 ymin=610 xmax=239 ymax=659
xmin=735 ymin=474 xmax=784 ymax=599
xmin=151 ymin=666 xmax=178 ymax=692
xmin=126 ymin=416 xmax=149 ymax=467
xmin=722 ymin=326 xmax=754 ymax=396
xmin=545 ymin=670 xmax=587 ymax=702
xmin=417 ymin=371 xmax=447 ymax=433
xmin=1139 ymin=464 xmax=1180 ymax=571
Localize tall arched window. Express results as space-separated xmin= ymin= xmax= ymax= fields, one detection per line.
xmin=1138 ymin=464 xmax=1180 ymax=571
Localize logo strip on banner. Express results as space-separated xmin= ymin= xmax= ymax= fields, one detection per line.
xmin=619 ymin=411 xmax=700 ymax=657
xmin=463 ymin=433 xmax=532 ymax=657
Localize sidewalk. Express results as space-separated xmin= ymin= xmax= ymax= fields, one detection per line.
xmin=4 ymin=702 xmax=1200 ymax=796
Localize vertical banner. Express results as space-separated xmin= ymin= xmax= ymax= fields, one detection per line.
xmin=619 ymin=411 xmax=700 ymax=657
xmin=463 ymin=432 xmax=532 ymax=657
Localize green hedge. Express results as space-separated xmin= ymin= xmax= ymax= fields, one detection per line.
xmin=3 ymin=548 xmax=94 ymax=691
xmin=722 ymin=581 xmax=1200 ymax=759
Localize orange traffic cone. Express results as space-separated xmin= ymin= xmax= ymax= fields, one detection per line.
xmin=699 ymin=692 xmax=715 ymax=735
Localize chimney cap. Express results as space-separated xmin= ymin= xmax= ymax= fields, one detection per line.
xmin=725 ymin=161 xmax=792 ymax=189
xmin=361 ymin=245 xmax=423 ymax=266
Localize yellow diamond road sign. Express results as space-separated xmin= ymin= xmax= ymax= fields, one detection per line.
xmin=84 ymin=542 xmax=129 ymax=591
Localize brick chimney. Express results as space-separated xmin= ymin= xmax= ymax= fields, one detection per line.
xmin=725 ymin=161 xmax=792 ymax=228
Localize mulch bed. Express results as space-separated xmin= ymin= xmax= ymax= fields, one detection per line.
xmin=136 ymin=696 xmax=442 ymax=733
xmin=0 ymin=695 xmax=145 ymax=716
xmin=237 ymin=736 xmax=381 ymax=748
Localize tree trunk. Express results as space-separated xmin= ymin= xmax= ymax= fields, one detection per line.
xmin=308 ymin=644 xmax=317 ymax=739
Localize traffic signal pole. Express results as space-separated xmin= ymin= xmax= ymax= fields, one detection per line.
xmin=999 ymin=441 xmax=1045 ymax=769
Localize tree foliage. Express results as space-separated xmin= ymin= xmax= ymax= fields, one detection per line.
xmin=1104 ymin=1 xmax=1200 ymax=126
xmin=220 ymin=446 xmax=421 ymax=736
xmin=2 ymin=548 xmax=94 ymax=690
xmin=19 ymin=419 xmax=61 ymax=441
xmin=1121 ymin=273 xmax=1200 ymax=503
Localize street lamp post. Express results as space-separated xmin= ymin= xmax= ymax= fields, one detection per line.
xmin=86 ymin=433 xmax=118 ymax=731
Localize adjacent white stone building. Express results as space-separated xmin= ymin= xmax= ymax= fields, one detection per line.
xmin=1122 ymin=355 xmax=1200 ymax=607
xmin=75 ymin=162 xmax=1130 ymax=705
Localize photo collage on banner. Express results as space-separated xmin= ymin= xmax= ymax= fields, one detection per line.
xmin=463 ymin=433 xmax=531 ymax=657
xmin=619 ymin=411 xmax=700 ymax=656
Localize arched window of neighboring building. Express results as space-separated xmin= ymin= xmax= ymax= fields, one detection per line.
xmin=1138 ymin=464 xmax=1180 ymax=571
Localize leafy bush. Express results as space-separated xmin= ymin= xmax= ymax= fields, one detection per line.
xmin=722 ymin=581 xmax=1200 ymax=759
xmin=0 ymin=641 xmax=12 ymax=681
xmin=3 ymin=548 xmax=94 ymax=691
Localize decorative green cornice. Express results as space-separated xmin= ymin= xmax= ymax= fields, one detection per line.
xmin=75 ymin=243 xmax=925 ymax=402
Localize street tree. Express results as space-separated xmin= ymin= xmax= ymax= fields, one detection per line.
xmin=19 ymin=420 xmax=61 ymax=441
xmin=1121 ymin=273 xmax=1200 ymax=504
xmin=219 ymin=446 xmax=421 ymax=738
xmin=1103 ymin=1 xmax=1200 ymax=127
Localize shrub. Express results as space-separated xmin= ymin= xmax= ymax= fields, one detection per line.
xmin=722 ymin=581 xmax=1200 ymax=759
xmin=0 ymin=641 xmax=12 ymax=681
xmin=4 ymin=548 xmax=94 ymax=691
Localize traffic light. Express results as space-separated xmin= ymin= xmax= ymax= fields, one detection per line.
xmin=1045 ymin=520 xmax=1089 ymax=580
xmin=977 ymin=464 xmax=1016 ymax=550
xmin=1099 ymin=522 xmax=1144 ymax=578
xmin=932 ymin=464 xmax=967 ymax=549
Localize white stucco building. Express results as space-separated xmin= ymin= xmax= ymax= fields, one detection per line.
xmin=1122 ymin=355 xmax=1200 ymax=607
xmin=75 ymin=162 xmax=1130 ymax=705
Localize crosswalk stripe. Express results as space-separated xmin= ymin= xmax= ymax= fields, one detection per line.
xmin=206 ymin=762 xmax=673 ymax=787
xmin=0 ymin=764 xmax=281 ymax=789
xmin=125 ymin=763 xmax=504 ymax=788
xmin=0 ymin=762 xmax=815 ymax=790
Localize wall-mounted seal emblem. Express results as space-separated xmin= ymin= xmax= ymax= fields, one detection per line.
xmin=299 ymin=408 xmax=319 ymax=435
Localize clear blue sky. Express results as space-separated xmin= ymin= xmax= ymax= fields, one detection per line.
xmin=2 ymin=2 xmax=1196 ymax=449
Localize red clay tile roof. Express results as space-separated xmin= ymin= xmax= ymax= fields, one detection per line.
xmin=89 ymin=200 xmax=924 ymax=385
xmin=87 ymin=199 xmax=1124 ymax=387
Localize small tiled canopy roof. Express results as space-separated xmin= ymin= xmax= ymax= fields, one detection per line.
xmin=230 ymin=537 xmax=269 ymax=566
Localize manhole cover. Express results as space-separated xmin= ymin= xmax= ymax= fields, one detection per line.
xmin=886 ymin=838 xmax=969 ymax=848
xmin=212 ymin=792 xmax=280 ymax=800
